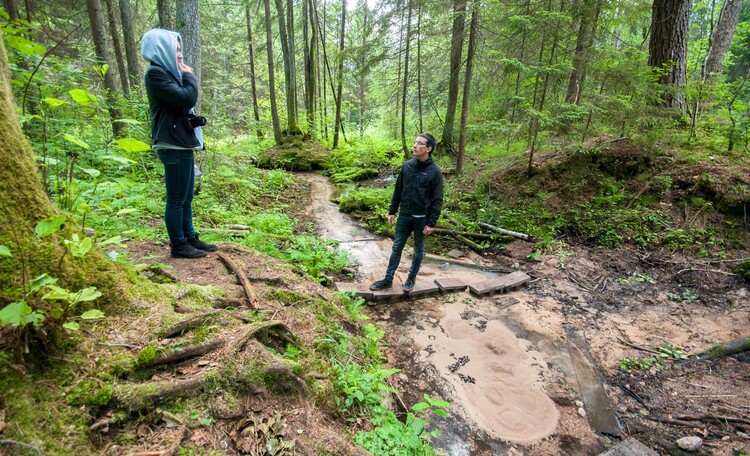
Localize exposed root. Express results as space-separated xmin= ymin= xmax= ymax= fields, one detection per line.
xmin=143 ymin=338 xmax=226 ymax=368
xmin=158 ymin=311 xmax=222 ymax=339
xmin=218 ymin=252 xmax=261 ymax=308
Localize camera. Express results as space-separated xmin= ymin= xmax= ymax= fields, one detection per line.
xmin=185 ymin=114 xmax=207 ymax=129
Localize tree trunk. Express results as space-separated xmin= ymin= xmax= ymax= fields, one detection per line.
xmin=3 ymin=0 xmax=19 ymax=19
xmin=274 ymin=0 xmax=301 ymax=136
xmin=332 ymin=0 xmax=346 ymax=148
xmin=264 ymin=0 xmax=283 ymax=144
xmin=416 ymin=0 xmax=423 ymax=133
xmin=119 ymin=0 xmax=141 ymax=91
xmin=705 ymin=0 xmax=743 ymax=78
xmin=0 ymin=31 xmax=120 ymax=321
xmin=565 ymin=0 xmax=602 ymax=105
xmin=303 ymin=0 xmax=316 ymax=135
xmin=456 ymin=3 xmax=478 ymax=176
xmin=440 ymin=0 xmax=466 ymax=153
xmin=400 ymin=0 xmax=413 ymax=158
xmin=157 ymin=0 xmax=174 ymax=30
xmin=86 ymin=0 xmax=124 ymax=137
xmin=103 ymin=0 xmax=130 ymax=97
xmin=176 ymin=0 xmax=201 ymax=112
xmin=648 ymin=0 xmax=691 ymax=111
xmin=246 ymin=4 xmax=263 ymax=139
xmin=287 ymin=0 xmax=299 ymax=123
xmin=510 ymin=0 xmax=530 ymax=124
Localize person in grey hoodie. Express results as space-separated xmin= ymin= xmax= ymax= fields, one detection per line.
xmin=370 ymin=133 xmax=444 ymax=292
xmin=141 ymin=28 xmax=217 ymax=258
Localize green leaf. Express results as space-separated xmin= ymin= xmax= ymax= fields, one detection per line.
xmin=43 ymin=97 xmax=68 ymax=108
xmin=50 ymin=308 xmax=63 ymax=319
xmin=35 ymin=215 xmax=66 ymax=237
xmin=69 ymin=88 xmax=97 ymax=106
xmin=73 ymin=287 xmax=102 ymax=303
xmin=112 ymin=137 xmax=152 ymax=153
xmin=79 ymin=168 xmax=101 ymax=178
xmin=0 ymin=245 xmax=11 ymax=257
xmin=0 ymin=302 xmax=32 ymax=327
xmin=97 ymin=236 xmax=125 ymax=247
xmin=116 ymin=208 xmax=138 ymax=216
xmin=80 ymin=309 xmax=105 ymax=320
xmin=65 ymin=234 xmax=92 ymax=258
xmin=112 ymin=118 xmax=142 ymax=125
xmin=411 ymin=402 xmax=430 ymax=413
xmin=30 ymin=273 xmax=57 ymax=292
xmin=4 ymin=34 xmax=46 ymax=56
xmin=43 ymin=285 xmax=73 ymax=301
xmin=63 ymin=133 xmax=90 ymax=149
xmin=63 ymin=321 xmax=80 ymax=331
xmin=100 ymin=154 xmax=136 ymax=165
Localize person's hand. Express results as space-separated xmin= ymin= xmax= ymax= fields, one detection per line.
xmin=388 ymin=214 xmax=395 ymax=226
xmin=423 ymin=225 xmax=434 ymax=235
xmin=178 ymin=61 xmax=194 ymax=74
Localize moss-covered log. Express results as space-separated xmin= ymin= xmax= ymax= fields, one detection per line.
xmin=695 ymin=336 xmax=750 ymax=361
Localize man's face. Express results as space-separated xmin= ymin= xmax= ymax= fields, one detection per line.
xmin=412 ymin=136 xmax=431 ymax=161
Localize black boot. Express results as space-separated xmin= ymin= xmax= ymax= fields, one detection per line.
xmin=170 ymin=239 xmax=207 ymax=258
xmin=187 ymin=235 xmax=218 ymax=252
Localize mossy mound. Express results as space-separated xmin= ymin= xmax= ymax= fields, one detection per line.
xmin=256 ymin=137 xmax=331 ymax=171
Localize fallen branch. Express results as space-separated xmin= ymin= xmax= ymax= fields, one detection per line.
xmin=478 ymin=222 xmax=534 ymax=242
xmin=113 ymin=375 xmax=207 ymax=411
xmin=455 ymin=234 xmax=485 ymax=251
xmin=81 ymin=328 xmax=141 ymax=350
xmin=431 ymin=228 xmax=496 ymax=240
xmin=0 ymin=440 xmax=42 ymax=455
xmin=217 ymin=252 xmax=260 ymax=309
xmin=692 ymin=335 xmax=750 ymax=361
xmin=149 ymin=265 xmax=179 ymax=282
xmin=676 ymin=268 xmax=736 ymax=276
xmin=617 ymin=338 xmax=661 ymax=355
xmin=673 ymin=413 xmax=750 ymax=427
xmin=143 ymin=338 xmax=225 ymax=368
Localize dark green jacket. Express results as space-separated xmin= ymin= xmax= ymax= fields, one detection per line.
xmin=389 ymin=157 xmax=444 ymax=227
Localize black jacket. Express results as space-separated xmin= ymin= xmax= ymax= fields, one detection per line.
xmin=389 ymin=157 xmax=444 ymax=227
xmin=144 ymin=64 xmax=202 ymax=149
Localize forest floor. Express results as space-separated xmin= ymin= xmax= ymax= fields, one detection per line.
xmin=102 ymin=174 xmax=749 ymax=455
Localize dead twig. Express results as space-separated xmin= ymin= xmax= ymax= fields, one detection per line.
xmin=676 ymin=268 xmax=736 ymax=276
xmin=81 ymin=328 xmax=141 ymax=350
xmin=617 ymin=337 xmax=660 ymax=355
xmin=218 ymin=252 xmax=260 ymax=309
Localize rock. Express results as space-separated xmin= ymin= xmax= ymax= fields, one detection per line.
xmin=577 ymin=407 xmax=587 ymax=417
xmin=84 ymin=227 xmax=96 ymax=237
xmin=676 ymin=436 xmax=703 ymax=452
xmin=447 ymin=249 xmax=465 ymax=259
xmin=545 ymin=258 xmax=559 ymax=268
xmin=575 ymin=400 xmax=584 ymax=408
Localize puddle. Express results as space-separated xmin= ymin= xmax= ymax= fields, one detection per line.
xmin=305 ymin=174 xmax=605 ymax=454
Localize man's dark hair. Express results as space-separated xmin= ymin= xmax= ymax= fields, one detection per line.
xmin=418 ymin=133 xmax=436 ymax=154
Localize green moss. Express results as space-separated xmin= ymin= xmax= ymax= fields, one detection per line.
xmin=65 ymin=379 xmax=113 ymax=407
xmin=136 ymin=345 xmax=158 ymax=367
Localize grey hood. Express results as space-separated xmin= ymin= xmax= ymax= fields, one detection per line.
xmin=140 ymin=28 xmax=182 ymax=82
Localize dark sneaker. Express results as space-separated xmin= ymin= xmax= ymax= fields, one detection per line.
xmin=170 ymin=239 xmax=207 ymax=258
xmin=188 ymin=235 xmax=218 ymax=252
xmin=403 ymin=277 xmax=415 ymax=292
xmin=370 ymin=279 xmax=393 ymax=291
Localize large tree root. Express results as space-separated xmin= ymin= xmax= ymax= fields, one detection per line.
xmin=143 ymin=338 xmax=226 ymax=368
xmin=158 ymin=310 xmax=222 ymax=338
xmin=217 ymin=252 xmax=261 ymax=308
xmin=234 ymin=320 xmax=295 ymax=352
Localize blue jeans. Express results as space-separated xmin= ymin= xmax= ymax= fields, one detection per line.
xmin=384 ymin=214 xmax=427 ymax=282
xmin=157 ymin=149 xmax=196 ymax=243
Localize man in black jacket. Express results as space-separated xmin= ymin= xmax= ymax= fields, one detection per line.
xmin=371 ymin=133 xmax=444 ymax=292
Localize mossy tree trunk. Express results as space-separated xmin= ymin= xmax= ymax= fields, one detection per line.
xmin=0 ymin=32 xmax=120 ymax=314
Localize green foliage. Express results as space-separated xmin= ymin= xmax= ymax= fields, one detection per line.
xmin=136 ymin=346 xmax=158 ymax=367
xmin=65 ymin=379 xmax=113 ymax=408
xmin=733 ymin=259 xmax=750 ymax=282
xmin=618 ymin=343 xmax=690 ymax=372
xmin=287 ymin=235 xmax=351 ymax=284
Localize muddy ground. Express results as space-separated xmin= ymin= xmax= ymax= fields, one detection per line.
xmin=303 ymin=174 xmax=750 ymax=455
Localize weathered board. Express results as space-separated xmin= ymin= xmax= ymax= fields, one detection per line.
xmin=468 ymin=271 xmax=531 ymax=296
xmin=333 ymin=282 xmax=373 ymax=299
xmin=405 ymin=280 xmax=440 ymax=298
xmin=434 ymin=277 xmax=468 ymax=292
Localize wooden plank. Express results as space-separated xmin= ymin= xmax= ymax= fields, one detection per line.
xmin=406 ymin=280 xmax=440 ymax=298
xmin=468 ymin=271 xmax=531 ymax=296
xmin=371 ymin=285 xmax=405 ymax=301
xmin=434 ymin=277 xmax=468 ymax=292
xmin=334 ymin=282 xmax=373 ymax=299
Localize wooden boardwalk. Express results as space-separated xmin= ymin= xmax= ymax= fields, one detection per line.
xmin=335 ymin=270 xmax=531 ymax=303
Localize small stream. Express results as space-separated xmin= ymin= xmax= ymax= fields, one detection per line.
xmin=305 ymin=174 xmax=597 ymax=455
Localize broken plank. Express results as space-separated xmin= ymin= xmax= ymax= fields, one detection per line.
xmin=434 ymin=277 xmax=468 ymax=292
xmin=468 ymin=271 xmax=531 ymax=296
